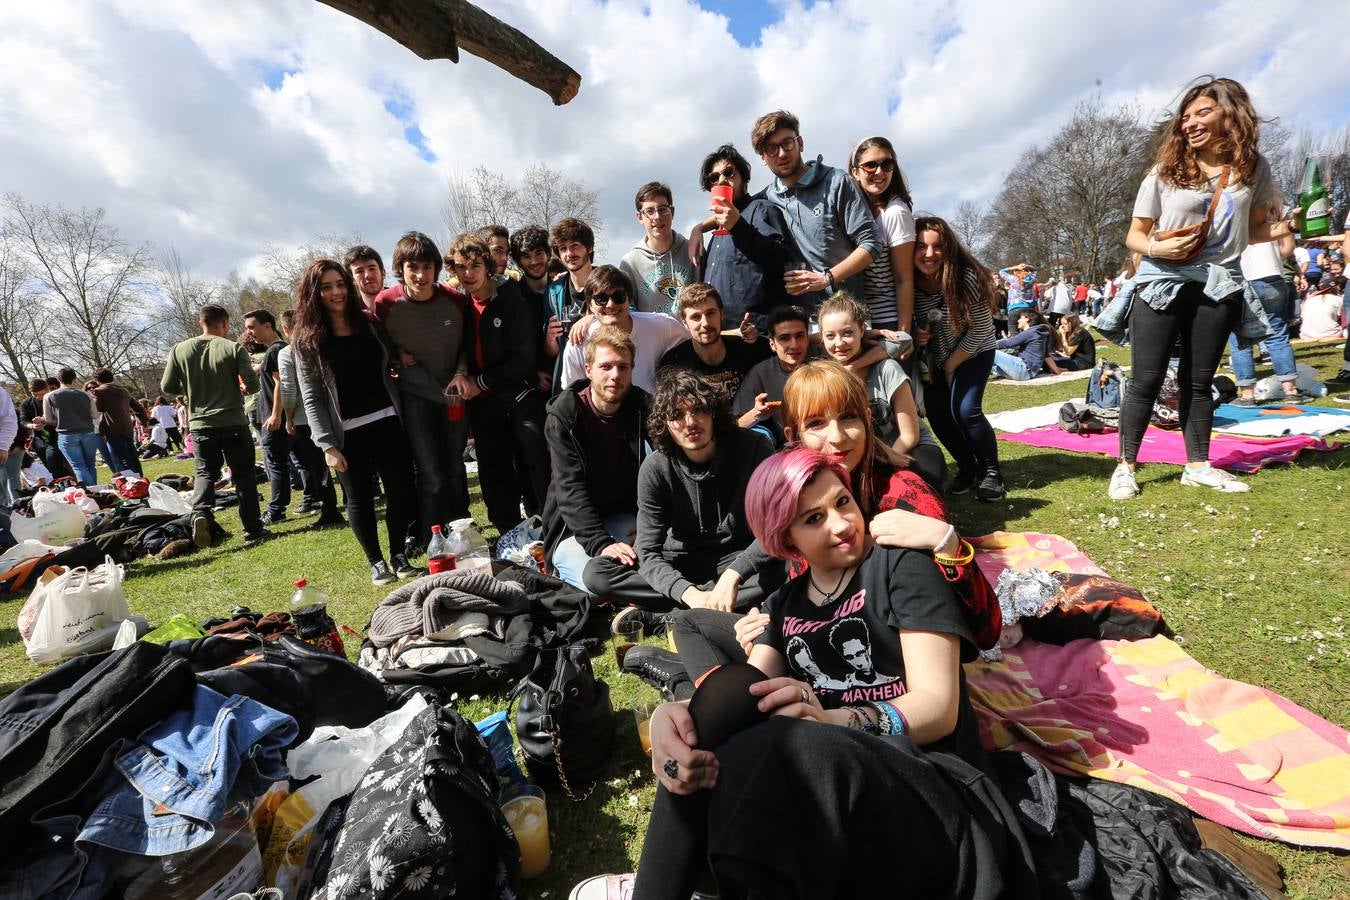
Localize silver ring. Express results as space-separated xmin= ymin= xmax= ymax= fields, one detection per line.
xmin=799 ymin=685 xmax=810 ymax=705
xmin=663 ymin=757 xmax=679 ymax=779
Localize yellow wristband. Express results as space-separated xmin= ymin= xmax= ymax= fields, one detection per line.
xmin=934 ymin=538 xmax=974 ymax=567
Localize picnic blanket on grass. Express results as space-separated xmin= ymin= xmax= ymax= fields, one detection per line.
xmin=992 ymin=367 xmax=1102 ymax=387
xmin=965 ymin=532 xmax=1350 ymax=850
xmin=1213 ymin=402 xmax=1350 ymax=438
xmin=987 ymin=401 xmax=1066 ymax=433
xmin=998 ymin=424 xmax=1341 ymax=472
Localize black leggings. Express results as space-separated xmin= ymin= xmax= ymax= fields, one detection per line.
xmin=671 ymin=608 xmax=746 ymax=681
xmin=1119 ymin=285 xmax=1240 ymax=464
xmin=333 ymin=415 xmax=417 ymax=564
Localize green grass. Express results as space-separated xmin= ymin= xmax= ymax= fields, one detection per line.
xmin=2 ymin=343 xmax=1347 ymax=898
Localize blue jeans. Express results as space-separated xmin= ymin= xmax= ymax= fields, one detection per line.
xmin=552 ymin=512 xmax=637 ymax=590
xmin=105 ymin=434 xmax=141 ymax=476
xmin=2 ymin=449 xmax=24 ymax=507
xmin=1228 ymin=276 xmax=1296 ymax=387
xmin=991 ymin=350 xmax=1033 ymax=381
xmin=56 ymin=432 xmax=101 ymax=485
xmin=923 ymin=349 xmax=1001 ymax=478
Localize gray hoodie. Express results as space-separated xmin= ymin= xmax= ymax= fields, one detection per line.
xmin=621 ymin=232 xmax=698 ymax=316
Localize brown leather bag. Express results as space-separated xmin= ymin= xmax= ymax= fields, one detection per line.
xmin=1154 ymin=166 xmax=1230 ymax=264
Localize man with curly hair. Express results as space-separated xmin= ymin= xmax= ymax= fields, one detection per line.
xmin=582 ymin=367 xmax=782 ymax=613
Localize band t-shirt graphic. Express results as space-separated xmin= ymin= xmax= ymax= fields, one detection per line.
xmin=759 ymin=543 xmax=975 ymax=708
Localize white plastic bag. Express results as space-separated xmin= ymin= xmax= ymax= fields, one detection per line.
xmin=20 ymin=460 xmax=53 ymax=488
xmin=0 ymin=538 xmax=65 ymax=567
xmin=32 ymin=487 xmax=99 ymax=516
xmin=24 ymin=555 xmax=139 ymax=664
xmin=10 ymin=503 xmax=86 ymax=545
xmin=148 ymin=481 xmax=193 ymax=515
xmin=265 ymin=693 xmax=430 ymax=891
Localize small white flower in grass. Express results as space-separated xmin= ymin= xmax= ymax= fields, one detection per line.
xmin=404 ymin=866 xmax=433 ymax=890
xmin=369 ymin=855 xmax=395 ymax=891
xmin=627 ymin=793 xmax=639 ymax=808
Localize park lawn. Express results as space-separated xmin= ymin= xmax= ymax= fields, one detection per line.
xmin=0 ymin=342 xmax=1346 ymax=898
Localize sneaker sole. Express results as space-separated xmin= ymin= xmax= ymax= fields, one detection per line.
xmin=372 ymin=576 xmax=396 ymax=586
xmin=191 ymin=516 xmax=211 ymax=548
xmin=1179 ymin=474 xmax=1250 ymax=493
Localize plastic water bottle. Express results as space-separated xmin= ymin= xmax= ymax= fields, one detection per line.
xmin=290 ymin=578 xmax=344 ymax=656
xmin=449 ymin=518 xmax=492 ymax=575
xmin=427 ymin=523 xmax=456 ymax=574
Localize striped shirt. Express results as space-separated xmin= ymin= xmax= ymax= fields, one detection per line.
xmin=860 ymin=198 xmax=915 ymax=329
xmin=914 ymin=268 xmax=997 ymax=366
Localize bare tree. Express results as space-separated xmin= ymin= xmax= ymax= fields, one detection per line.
xmin=3 ymin=193 xmax=158 ymax=372
xmin=983 ymin=98 xmax=1152 ymax=284
xmin=159 ymin=246 xmax=218 ymax=342
xmin=260 ymin=230 xmax=366 ymax=295
xmin=218 ymin=270 xmax=292 ymax=328
xmin=949 ymin=199 xmax=988 ymax=253
xmin=0 ymin=224 xmax=43 ymax=392
xmin=441 ymin=163 xmax=602 ymax=241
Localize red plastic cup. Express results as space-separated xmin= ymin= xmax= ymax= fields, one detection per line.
xmin=711 ymin=185 xmax=734 ymax=236
xmin=445 ymin=390 xmax=464 ymax=422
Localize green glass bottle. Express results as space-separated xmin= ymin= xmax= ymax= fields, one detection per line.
xmin=1297 ymin=156 xmax=1331 ymax=239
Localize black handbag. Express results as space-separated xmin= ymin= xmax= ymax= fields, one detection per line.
xmin=510 ymin=644 xmax=614 ymax=800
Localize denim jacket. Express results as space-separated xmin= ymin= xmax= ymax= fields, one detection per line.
xmin=1093 ymin=258 xmax=1272 ymax=350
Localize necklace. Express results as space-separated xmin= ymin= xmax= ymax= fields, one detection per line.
xmin=808 ymin=565 xmax=852 ymax=605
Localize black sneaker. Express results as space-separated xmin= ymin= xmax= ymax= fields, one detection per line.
xmin=613 ymin=605 xmax=673 ymax=638
xmin=1330 ymin=370 xmax=1350 ymax=384
xmin=975 ymin=472 xmax=1006 ymax=502
xmin=312 ymin=512 xmax=346 ymax=528
xmin=261 ymin=511 xmax=286 ymax=526
xmin=292 ymin=500 xmax=321 ymax=517
xmin=243 ymin=528 xmax=273 ymax=543
xmin=391 ymin=554 xmax=421 ymax=579
xmin=371 ymin=560 xmax=396 ymax=585
xmin=948 ymin=470 xmax=978 ymax=495
xmin=621 ymin=645 xmax=692 ymax=700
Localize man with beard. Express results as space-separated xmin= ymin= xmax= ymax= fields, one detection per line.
xmin=345 ymin=244 xmax=387 ymax=316
xmin=657 ymin=283 xmax=768 ymax=403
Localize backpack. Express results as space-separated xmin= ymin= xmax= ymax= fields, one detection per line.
xmin=311 ymin=704 xmax=521 ymax=900
xmin=1059 ymin=362 xmax=1124 ymax=434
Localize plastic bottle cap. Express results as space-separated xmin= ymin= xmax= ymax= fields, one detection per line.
xmin=295 ymin=578 xmax=307 ymax=588
xmin=431 ymin=524 xmax=442 ymax=533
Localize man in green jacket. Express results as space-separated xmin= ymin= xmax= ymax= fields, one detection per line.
xmin=161 ymin=304 xmax=268 ymax=542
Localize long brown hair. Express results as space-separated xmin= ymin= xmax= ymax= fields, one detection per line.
xmin=1156 ymin=76 xmax=1263 ymax=188
xmin=291 ymin=259 xmax=366 ymax=363
xmin=781 ymin=359 xmax=900 ymax=519
xmin=913 ymin=215 xmax=993 ymax=334
xmin=848 ymin=136 xmax=914 ymax=208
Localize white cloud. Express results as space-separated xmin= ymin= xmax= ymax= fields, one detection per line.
xmin=1 ymin=0 xmax=1344 ymax=281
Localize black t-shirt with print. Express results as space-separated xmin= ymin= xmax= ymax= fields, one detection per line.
xmin=758 ymin=542 xmax=983 ymax=762
xmin=658 ymin=335 xmax=770 ymax=404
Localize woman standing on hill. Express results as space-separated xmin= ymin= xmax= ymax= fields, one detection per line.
xmin=291 ymin=259 xmax=419 ymax=585
xmin=1109 ymin=77 xmax=1295 ymax=500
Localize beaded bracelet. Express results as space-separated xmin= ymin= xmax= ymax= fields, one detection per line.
xmin=864 ymin=701 xmax=893 ymax=736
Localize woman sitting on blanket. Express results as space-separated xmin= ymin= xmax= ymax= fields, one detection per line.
xmin=1044 ymin=312 xmax=1097 ymax=374
xmin=571 ymin=447 xmax=1027 ymax=899
xmin=668 ymin=359 xmax=997 ymax=697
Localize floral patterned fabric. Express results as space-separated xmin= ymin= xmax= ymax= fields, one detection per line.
xmin=313 ymin=704 xmax=521 ymax=899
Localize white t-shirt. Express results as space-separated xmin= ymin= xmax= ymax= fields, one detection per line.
xmin=861 ymin=198 xmax=916 ymax=328
xmin=1299 ymin=292 xmax=1345 ymax=340
xmin=1132 ymin=157 xmax=1279 ymax=270
xmin=1239 ymin=240 xmax=1283 ymax=281
xmin=1051 ymin=283 xmax=1072 ymax=314
xmin=151 ymin=404 xmax=178 ymax=430
xmin=560 ymin=310 xmax=690 ymax=393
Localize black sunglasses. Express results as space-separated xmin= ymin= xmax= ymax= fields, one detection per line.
xmin=592 ymin=291 xmax=629 ymax=307
xmin=857 ymin=158 xmax=895 ymax=173
xmin=710 ymin=166 xmax=738 ymax=181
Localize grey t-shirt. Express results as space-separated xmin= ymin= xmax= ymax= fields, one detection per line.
xmin=863 ymin=359 xmax=937 ymax=450
xmin=1132 ymin=156 xmax=1280 ymax=271
xmin=379 ymin=286 xmax=465 ymax=403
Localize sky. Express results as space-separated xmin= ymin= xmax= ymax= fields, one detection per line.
xmin=2 ymin=0 xmax=1347 ymax=284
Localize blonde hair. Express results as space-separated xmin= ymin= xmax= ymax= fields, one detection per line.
xmin=584 ymin=324 xmax=635 ymax=366
xmin=817 ymin=292 xmax=870 ymax=329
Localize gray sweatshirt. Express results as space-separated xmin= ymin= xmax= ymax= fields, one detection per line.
xmin=620 ymin=232 xmax=698 ymax=315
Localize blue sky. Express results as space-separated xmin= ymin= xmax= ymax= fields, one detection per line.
xmin=695 ymin=0 xmax=786 ymax=45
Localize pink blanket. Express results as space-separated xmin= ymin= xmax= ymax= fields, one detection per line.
xmin=998 ymin=424 xmax=1341 ymax=472
xmin=966 ymin=532 xmax=1350 ymax=849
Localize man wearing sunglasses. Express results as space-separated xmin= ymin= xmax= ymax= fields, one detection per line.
xmin=559 ymin=266 xmax=690 ymax=395
xmin=621 ymin=182 xmax=698 ymax=315
xmin=751 ymin=109 xmax=880 ymax=314
xmin=686 ymin=143 xmax=791 ymax=334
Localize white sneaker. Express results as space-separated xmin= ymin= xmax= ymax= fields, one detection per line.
xmin=569 ymin=874 xmax=634 ymax=900
xmin=1180 ymin=465 xmax=1250 ymax=493
xmin=1107 ymin=464 xmax=1140 ymax=500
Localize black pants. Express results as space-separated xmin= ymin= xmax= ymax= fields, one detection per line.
xmin=191 ymin=425 xmax=263 ymax=534
xmin=466 ymin=390 xmax=549 ymax=534
xmin=333 ymin=415 xmax=417 ymax=564
xmin=289 ymin=423 xmax=339 ymax=518
xmin=400 ymin=391 xmax=471 ymax=539
xmin=584 ymin=551 xmax=784 ymax=614
xmin=909 ymin=441 xmax=947 ymax=492
xmin=671 ymin=608 xmax=746 ymax=681
xmin=164 ymin=426 xmax=184 ymax=451
xmin=633 ymin=717 xmax=1031 ymax=900
xmin=259 ymin=425 xmax=293 ymax=518
xmin=1119 ymin=285 xmax=1240 ymax=463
